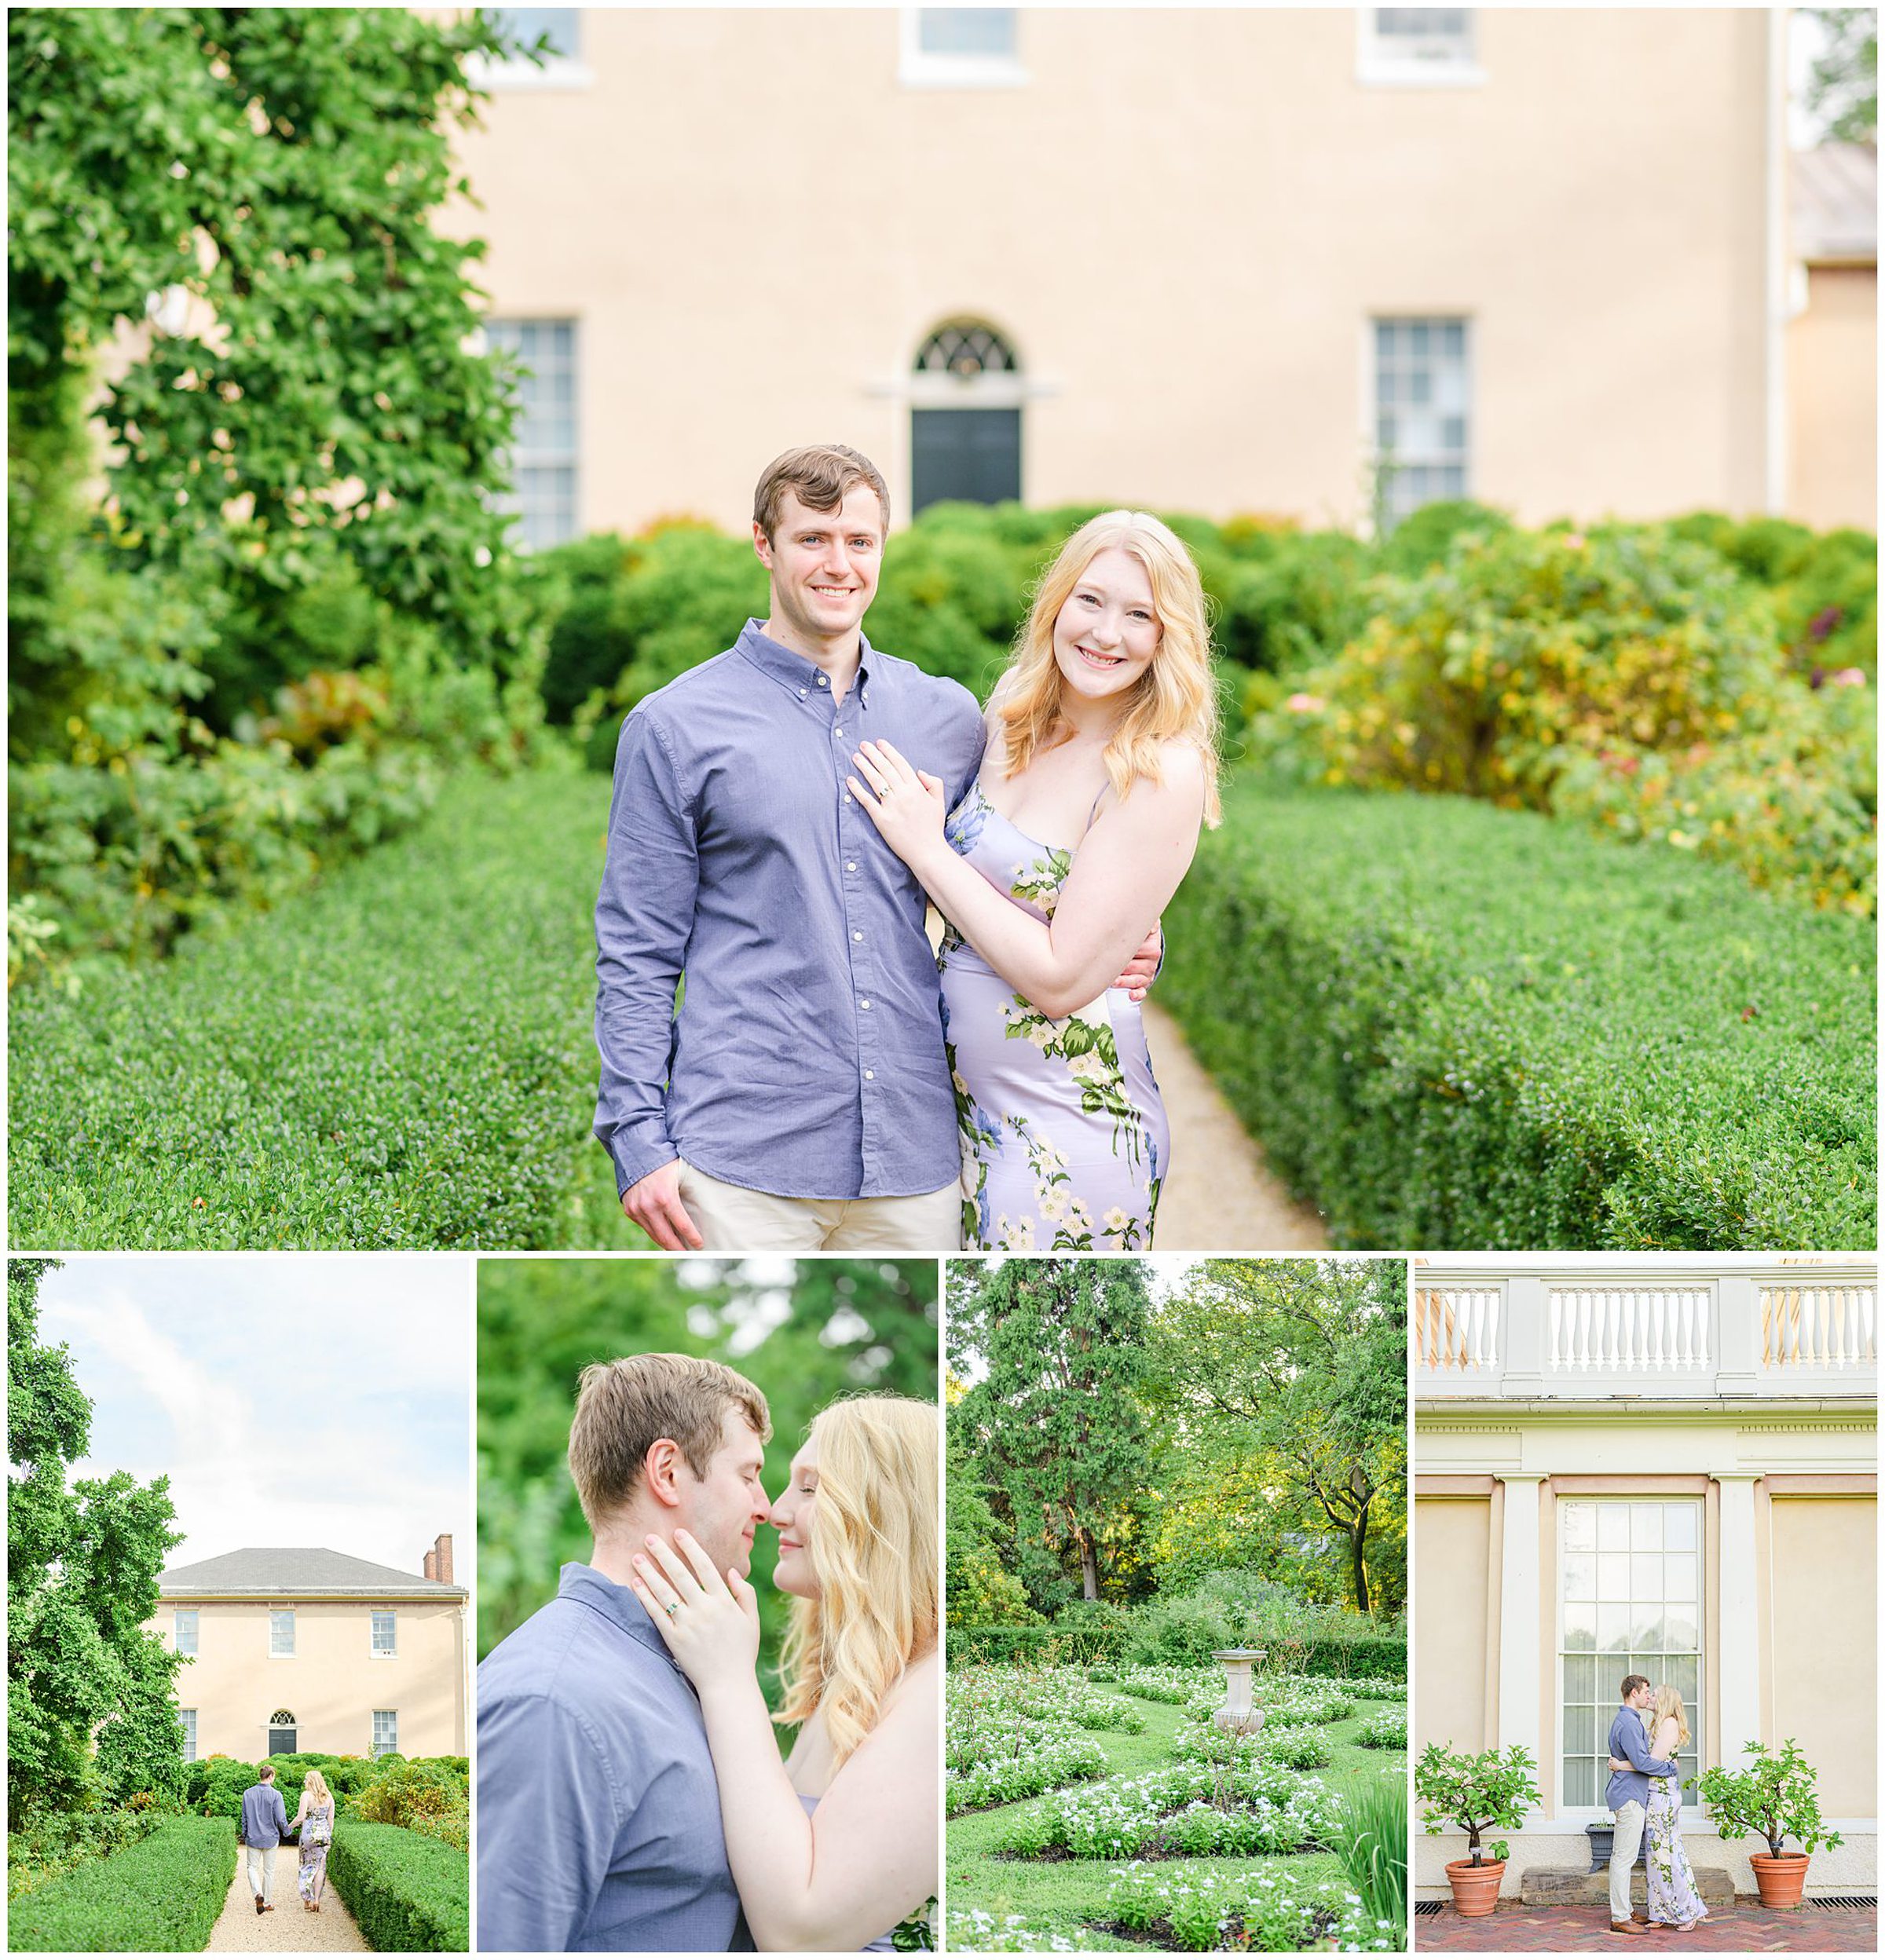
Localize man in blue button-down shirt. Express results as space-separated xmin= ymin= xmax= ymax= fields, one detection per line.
xmin=478 ymin=1353 xmax=774 ymax=1952
xmin=595 ymin=444 xmax=986 ymax=1252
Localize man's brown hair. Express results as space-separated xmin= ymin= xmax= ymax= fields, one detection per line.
xmin=1620 ymin=1673 xmax=1650 ymax=1700
xmin=259 ymin=1764 xmax=276 ymax=1781
xmin=752 ymin=444 xmax=890 ymax=543
xmin=567 ymin=1353 xmax=771 ymax=1532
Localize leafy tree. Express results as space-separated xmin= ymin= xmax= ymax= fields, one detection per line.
xmin=942 ymin=1408 xmax=1038 ymax=1627
xmin=1803 ymin=8 xmax=1877 ymax=145
xmin=476 ymin=1257 xmax=938 ymax=1688
xmin=9 ymin=5 xmax=544 ymax=719
xmin=8 ymin=1259 xmax=188 ymax=1821
xmin=1150 ymin=1259 xmax=1406 ymax=1615
xmin=948 ymin=1259 xmax=1154 ymax=1610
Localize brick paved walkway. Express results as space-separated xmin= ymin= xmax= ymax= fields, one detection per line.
xmin=1415 ymin=1903 xmax=1878 ymax=1952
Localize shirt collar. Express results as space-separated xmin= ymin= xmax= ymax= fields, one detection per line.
xmin=558 ymin=1560 xmax=685 ymax=1672
xmin=735 ymin=619 xmax=875 ymax=703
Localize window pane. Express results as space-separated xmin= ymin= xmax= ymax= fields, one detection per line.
xmin=1598 ymin=1603 xmax=1631 ymax=1652
xmin=1444 ymin=320 xmax=1466 ymax=357
xmin=1664 ymin=1505 xmax=1697 ymax=1551
xmin=1631 ymin=1552 xmax=1662 ymax=1596
xmin=1597 ymin=1506 xmax=1629 ymax=1551
xmin=1667 ymin=1607 xmax=1699 ymax=1650
xmin=1564 ymin=1552 xmax=1595 ymax=1600
xmin=919 ymin=8 xmax=1016 ymax=57
xmin=1562 ymin=1601 xmax=1597 ymax=1651
xmin=1564 ymin=1653 xmax=1597 ymax=1702
xmin=270 ymin=1611 xmax=294 ymax=1655
xmin=1667 ymin=1655 xmax=1698 ymax=1702
xmin=1565 ymin=1704 xmax=1596 ymax=1753
xmin=1562 ymin=1504 xmax=1595 ymax=1552
xmin=1563 ymin=1755 xmax=1596 ymax=1805
xmin=1665 ymin=1552 xmax=1696 ymax=1600
xmin=496 ymin=9 xmax=579 ymax=59
xmin=1633 ymin=1610 xmax=1665 ymax=1649
xmin=1598 ymin=1554 xmax=1629 ymax=1600
xmin=1631 ymin=1508 xmax=1663 ymax=1551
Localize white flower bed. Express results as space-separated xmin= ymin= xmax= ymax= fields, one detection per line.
xmin=997 ymin=1758 xmax=1344 ymax=1860
xmin=1104 ymin=1861 xmax=1401 ymax=1953
xmin=1116 ymin=1664 xmax=1210 ymax=1705
xmin=1355 ymin=1705 xmax=1407 ymax=1750
xmin=1169 ymin=1722 xmax=1330 ymax=1772
xmin=1351 ymin=1677 xmax=1407 ymax=1702
xmin=947 ymin=1717 xmax=1108 ymax=1812
xmin=957 ymin=1665 xmax=1146 ymax=1734
xmin=1181 ymin=1680 xmax=1354 ymax=1730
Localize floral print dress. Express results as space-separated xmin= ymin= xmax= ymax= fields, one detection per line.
xmin=297 ymin=1801 xmax=333 ymax=1904
xmin=938 ymin=782 xmax=1167 ymax=1250
xmin=1644 ymin=1772 xmax=1709 ymax=1928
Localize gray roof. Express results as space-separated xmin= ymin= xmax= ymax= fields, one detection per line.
xmin=158 ymin=1547 xmax=466 ymax=1600
xmin=1793 ymin=144 xmax=1877 ymax=264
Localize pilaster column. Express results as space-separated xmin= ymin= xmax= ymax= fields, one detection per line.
xmin=1714 ymin=1473 xmax=1762 ymax=1768
xmin=1496 ymin=1473 xmax=1546 ymax=1773
xmin=1503 ymin=1277 xmax=1548 ymax=1397
xmin=1715 ymin=1274 xmax=1761 ymax=1397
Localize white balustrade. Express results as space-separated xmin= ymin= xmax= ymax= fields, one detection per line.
xmin=1545 ymin=1285 xmax=1711 ymax=1374
xmin=1759 ymin=1283 xmax=1876 ymax=1371
xmin=1414 ymin=1286 xmax=1501 ymax=1372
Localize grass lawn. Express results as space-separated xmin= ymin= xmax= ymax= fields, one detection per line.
xmin=9 ymin=761 xmax=649 ymax=1250
xmin=947 ymin=1691 xmax=1404 ymax=1952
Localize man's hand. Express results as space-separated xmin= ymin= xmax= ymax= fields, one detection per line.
xmin=621 ymin=1159 xmax=704 ymax=1251
xmin=1113 ymin=924 xmax=1164 ymax=1003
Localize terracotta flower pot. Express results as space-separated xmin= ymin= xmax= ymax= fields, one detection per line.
xmin=1444 ymin=1856 xmax=1506 ymax=1916
xmin=1748 ymin=1852 xmax=1810 ymax=1909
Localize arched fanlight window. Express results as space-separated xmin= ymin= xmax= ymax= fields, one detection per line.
xmin=270 ymin=1709 xmax=295 ymax=1724
xmin=910 ymin=320 xmax=1023 ymax=514
xmin=914 ymin=322 xmax=1019 ymax=379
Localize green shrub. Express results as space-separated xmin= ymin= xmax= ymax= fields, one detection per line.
xmin=6 ymin=1816 xmax=232 ymax=1952
xmin=944 ymin=1623 xmax=1129 ymax=1668
xmin=349 ymin=1759 xmax=470 ymax=1852
xmin=328 ymin=1820 xmax=468 ymax=1952
xmin=9 ymin=765 xmax=619 ymax=1249
xmin=6 ymin=1807 xmax=160 ymax=1904
xmin=1159 ymin=777 xmax=1876 ymax=1249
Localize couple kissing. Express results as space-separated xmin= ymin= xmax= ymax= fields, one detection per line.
xmin=477 ymin=1354 xmax=938 ymax=1952
xmin=1607 ymin=1673 xmax=1710 ymax=1936
xmin=595 ymin=443 xmax=1221 ymax=1256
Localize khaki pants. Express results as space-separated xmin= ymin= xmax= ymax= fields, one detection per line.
xmin=1609 ymin=1801 xmax=1645 ymax=1921
xmin=245 ymin=1844 xmax=276 ymax=1902
xmin=676 ymin=1161 xmax=961 ymax=1251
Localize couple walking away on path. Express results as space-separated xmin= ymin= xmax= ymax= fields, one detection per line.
xmin=478 ymin=1355 xmax=939 ymax=1953
xmin=1606 ymin=1673 xmax=1711 ymax=1936
xmin=237 ymin=1764 xmax=335 ymax=1915
xmin=594 ymin=442 xmax=1221 ymax=1256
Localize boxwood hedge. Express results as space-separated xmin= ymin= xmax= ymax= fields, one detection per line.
xmin=5 ymin=1815 xmax=232 ymax=1952
xmin=328 ymin=1820 xmax=468 ymax=1952
xmin=1160 ymin=778 xmax=1876 ymax=1249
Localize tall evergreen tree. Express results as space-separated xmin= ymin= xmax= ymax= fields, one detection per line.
xmin=7 ymin=1259 xmax=187 ymax=1819
xmin=950 ymin=1259 xmax=1153 ymax=1609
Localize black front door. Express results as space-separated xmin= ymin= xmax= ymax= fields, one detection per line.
xmin=911 ymin=407 xmax=1022 ymax=514
xmin=267 ymin=1725 xmax=296 ymax=1756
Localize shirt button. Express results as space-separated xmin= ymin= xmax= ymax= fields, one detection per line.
xmin=844 ymin=794 xmax=852 ymax=804
xmin=852 ymin=931 xmax=863 ymax=942
xmin=864 ymin=1070 xmax=875 ymax=1081
xmin=797 ymin=687 xmax=807 ymax=698
xmin=860 ymin=999 xmax=871 ymax=1010
xmin=835 ymin=728 xmax=844 ymax=738
xmin=818 ymin=675 xmax=829 ymax=688
xmin=845 ymin=861 xmax=857 ymax=872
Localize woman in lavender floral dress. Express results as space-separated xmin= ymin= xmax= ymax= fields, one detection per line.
xmin=1610 ymin=1686 xmax=1708 ymax=1932
xmin=847 ymin=510 xmax=1219 ymax=1250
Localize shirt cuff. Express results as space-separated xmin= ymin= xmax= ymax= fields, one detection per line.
xmin=607 ymin=1126 xmax=680 ymax=1195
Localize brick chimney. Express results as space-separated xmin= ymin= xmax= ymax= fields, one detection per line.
xmin=423 ymin=1532 xmax=452 ymax=1584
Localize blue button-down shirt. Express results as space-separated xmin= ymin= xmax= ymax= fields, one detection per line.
xmin=595 ymin=621 xmax=986 ymax=1199
xmin=240 ymin=1782 xmax=287 ymax=1848
xmin=477 ymin=1563 xmax=751 ymax=1954
xmin=1605 ymin=1706 xmax=1679 ymax=1814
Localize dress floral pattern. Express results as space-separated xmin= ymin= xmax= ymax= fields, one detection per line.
xmin=938 ymin=783 xmax=1166 ymax=1251
xmin=297 ymin=1801 xmax=332 ymax=1906
xmin=1644 ymin=1774 xmax=1708 ymax=1928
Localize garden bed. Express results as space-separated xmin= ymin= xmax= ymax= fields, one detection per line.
xmin=5 ymin=1815 xmax=233 ymax=1952
xmin=328 ymin=1820 xmax=468 ymax=1953
xmin=1160 ymin=780 xmax=1876 ymax=1249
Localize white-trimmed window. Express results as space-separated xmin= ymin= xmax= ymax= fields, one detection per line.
xmin=269 ymin=1609 xmax=295 ymax=1658
xmin=1372 ymin=316 xmax=1470 ymax=528
xmin=371 ymin=1611 xmax=397 ymax=1658
xmin=174 ymin=1609 xmax=199 ymax=1656
xmin=486 ymin=318 xmax=579 ymax=550
xmin=472 ymin=8 xmax=591 ymax=90
xmin=900 ymin=8 xmax=1027 ymax=88
xmin=1358 ymin=9 xmax=1484 ymax=85
xmin=1559 ymin=1498 xmax=1704 ymax=1811
xmin=180 ymin=1710 xmax=198 ymax=1761
xmin=372 ymin=1710 xmax=399 ymax=1757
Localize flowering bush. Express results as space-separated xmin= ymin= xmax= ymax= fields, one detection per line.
xmin=1356 ymin=1706 xmax=1407 ymax=1750
xmin=1169 ymin=1724 xmax=1332 ymax=1772
xmin=997 ymin=1759 xmax=1344 ymax=1860
xmin=1181 ymin=1677 xmax=1354 ymax=1730
xmin=1104 ymin=1859 xmax=1400 ymax=1952
xmin=942 ymin=1909 xmax=1089 ymax=1952
xmin=1117 ymin=1665 xmax=1210 ymax=1705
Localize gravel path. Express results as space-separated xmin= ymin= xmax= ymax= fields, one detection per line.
xmin=1144 ymin=1000 xmax=1328 ymax=1250
xmin=206 ymin=1854 xmax=369 ymax=1952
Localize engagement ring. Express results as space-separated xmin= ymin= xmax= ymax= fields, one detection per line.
xmin=664 ymin=1601 xmax=679 ymax=1618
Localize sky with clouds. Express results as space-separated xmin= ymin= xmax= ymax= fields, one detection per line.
xmin=35 ymin=1256 xmax=472 ymax=1579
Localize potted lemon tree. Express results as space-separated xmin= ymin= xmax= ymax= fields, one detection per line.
xmin=1414 ymin=1742 xmax=1542 ymax=1918
xmin=1696 ymin=1739 xmax=1844 ymax=1909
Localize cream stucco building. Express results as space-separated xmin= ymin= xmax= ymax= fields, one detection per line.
xmin=1413 ymin=1260 xmax=1876 ymax=1904
xmin=154 ymin=1537 xmax=469 ymax=1762
xmin=423 ymin=6 xmax=1871 ymax=547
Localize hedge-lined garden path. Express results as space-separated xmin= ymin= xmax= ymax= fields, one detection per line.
xmin=206 ymin=1859 xmax=369 ymax=1951
xmin=1142 ymin=1000 xmax=1327 ymax=1248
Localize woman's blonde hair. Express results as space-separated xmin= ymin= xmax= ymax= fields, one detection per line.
xmin=774 ymin=1394 xmax=939 ymax=1768
xmin=1651 ymin=1684 xmax=1691 ymax=1750
xmin=994 ymin=510 xmax=1221 ymax=825
xmin=303 ymin=1769 xmax=331 ymax=1808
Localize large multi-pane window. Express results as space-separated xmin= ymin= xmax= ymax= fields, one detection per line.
xmin=486 ymin=319 xmax=579 ymax=550
xmin=902 ymin=8 xmax=1026 ymax=86
xmin=1359 ymin=9 xmax=1481 ymax=80
xmin=1560 ymin=1498 xmax=1704 ymax=1808
xmin=174 ymin=1609 xmax=198 ymax=1656
xmin=269 ymin=1609 xmax=295 ymax=1658
xmin=371 ymin=1611 xmax=397 ymax=1658
xmin=180 ymin=1710 xmax=197 ymax=1761
xmin=372 ymin=1710 xmax=399 ymax=1757
xmin=1373 ymin=317 xmax=1470 ymax=528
